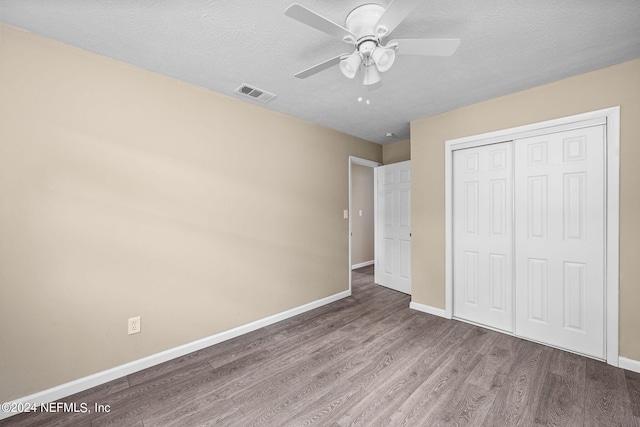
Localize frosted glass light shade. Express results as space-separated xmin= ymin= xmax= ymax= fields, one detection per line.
xmin=340 ymin=53 xmax=362 ymax=79
xmin=371 ymin=46 xmax=396 ymax=72
xmin=362 ymin=64 xmax=381 ymax=85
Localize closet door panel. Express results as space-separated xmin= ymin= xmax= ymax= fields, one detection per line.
xmin=514 ymin=126 xmax=605 ymax=359
xmin=453 ymin=142 xmax=513 ymax=332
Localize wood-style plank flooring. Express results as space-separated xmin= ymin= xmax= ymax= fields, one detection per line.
xmin=3 ymin=266 xmax=639 ymax=426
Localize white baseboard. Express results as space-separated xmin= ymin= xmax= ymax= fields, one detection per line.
xmin=0 ymin=289 xmax=351 ymax=421
xmin=409 ymin=301 xmax=446 ymax=318
xmin=351 ymin=260 xmax=374 ymax=270
xmin=619 ymin=356 xmax=640 ymax=374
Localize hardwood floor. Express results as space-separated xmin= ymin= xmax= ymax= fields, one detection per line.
xmin=3 ymin=265 xmax=638 ymax=426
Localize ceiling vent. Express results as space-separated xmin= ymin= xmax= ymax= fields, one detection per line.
xmin=235 ymin=84 xmax=277 ymax=103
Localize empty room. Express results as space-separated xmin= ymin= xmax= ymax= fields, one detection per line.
xmin=1 ymin=1 xmax=639 ymax=425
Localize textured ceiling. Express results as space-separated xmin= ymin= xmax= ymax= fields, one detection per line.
xmin=1 ymin=0 xmax=639 ymax=144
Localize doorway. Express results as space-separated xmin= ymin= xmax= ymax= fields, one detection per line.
xmin=348 ymin=157 xmax=413 ymax=296
xmin=348 ymin=157 xmax=380 ymax=295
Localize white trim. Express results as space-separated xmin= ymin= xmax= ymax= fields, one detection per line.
xmin=348 ymin=156 xmax=381 ymax=295
xmin=349 ymin=156 xmax=382 ymax=168
xmin=605 ymin=109 xmax=620 ymax=366
xmin=352 ymin=260 xmax=374 ymax=270
xmin=444 ymin=116 xmax=606 ymax=151
xmin=619 ymin=357 xmax=640 ymax=374
xmin=0 ymin=290 xmax=351 ymax=421
xmin=374 ymin=167 xmax=380 ymax=284
xmin=444 ymin=107 xmax=620 ymax=365
xmin=409 ymin=301 xmax=446 ymax=318
xmin=444 ymin=136 xmax=454 ymax=319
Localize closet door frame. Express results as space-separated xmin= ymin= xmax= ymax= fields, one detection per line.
xmin=444 ymin=106 xmax=620 ymax=366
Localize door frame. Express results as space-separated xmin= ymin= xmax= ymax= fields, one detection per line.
xmin=444 ymin=107 xmax=620 ymax=366
xmin=348 ymin=156 xmax=382 ymax=294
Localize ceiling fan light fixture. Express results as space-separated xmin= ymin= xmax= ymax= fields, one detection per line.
xmin=285 ymin=2 xmax=460 ymax=86
xmin=362 ymin=64 xmax=381 ymax=86
xmin=340 ymin=52 xmax=362 ymax=79
xmin=371 ymin=46 xmax=396 ymax=72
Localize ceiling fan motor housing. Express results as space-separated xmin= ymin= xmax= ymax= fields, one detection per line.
xmin=358 ymin=38 xmax=378 ymax=58
xmin=345 ymin=4 xmax=386 ymax=39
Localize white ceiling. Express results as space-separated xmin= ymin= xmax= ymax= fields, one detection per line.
xmin=2 ymin=0 xmax=639 ymax=144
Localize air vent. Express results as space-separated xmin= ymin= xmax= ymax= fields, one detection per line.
xmin=235 ymin=84 xmax=277 ymax=103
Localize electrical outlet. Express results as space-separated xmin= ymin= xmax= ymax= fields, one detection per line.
xmin=128 ymin=316 xmax=141 ymax=335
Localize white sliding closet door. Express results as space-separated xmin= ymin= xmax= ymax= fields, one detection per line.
xmin=453 ymin=142 xmax=513 ymax=332
xmin=514 ymin=125 xmax=606 ymax=359
xmin=452 ymin=125 xmax=607 ymax=359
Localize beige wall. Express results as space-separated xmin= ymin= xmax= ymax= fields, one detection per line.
xmin=411 ymin=58 xmax=640 ymax=361
xmin=351 ymin=164 xmax=374 ymax=266
xmin=0 ymin=25 xmax=382 ymax=401
xmin=382 ymin=139 xmax=410 ymax=164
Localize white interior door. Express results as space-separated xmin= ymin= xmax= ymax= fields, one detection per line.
xmin=453 ymin=142 xmax=513 ymax=332
xmin=514 ymin=125 xmax=606 ymax=359
xmin=375 ymin=161 xmax=411 ymax=294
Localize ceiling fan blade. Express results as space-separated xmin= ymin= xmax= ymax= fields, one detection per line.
xmin=294 ymin=54 xmax=349 ymax=79
xmin=374 ymin=0 xmax=423 ymax=37
xmin=391 ymin=38 xmax=461 ymax=56
xmin=285 ymin=4 xmax=356 ymax=43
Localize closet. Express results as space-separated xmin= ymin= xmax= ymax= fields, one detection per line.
xmin=452 ymin=124 xmax=606 ymax=359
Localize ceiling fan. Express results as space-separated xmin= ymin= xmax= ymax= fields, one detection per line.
xmin=284 ymin=0 xmax=460 ymax=86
